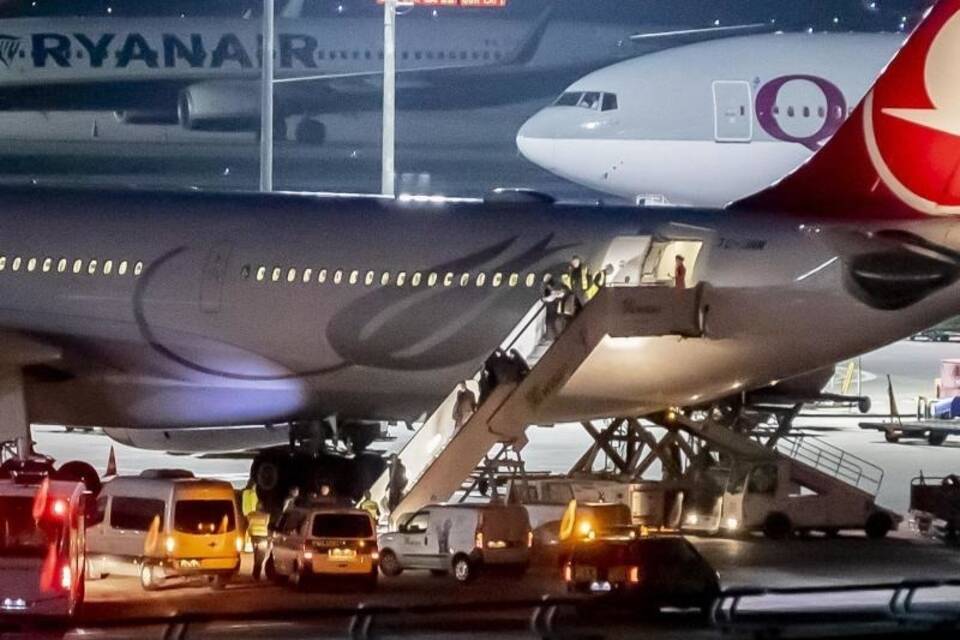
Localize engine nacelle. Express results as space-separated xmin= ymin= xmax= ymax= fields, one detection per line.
xmin=103 ymin=425 xmax=290 ymax=454
xmin=178 ymin=80 xmax=260 ymax=131
xmin=113 ymin=109 xmax=179 ymax=125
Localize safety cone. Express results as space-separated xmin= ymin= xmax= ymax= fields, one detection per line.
xmin=105 ymin=446 xmax=117 ymax=477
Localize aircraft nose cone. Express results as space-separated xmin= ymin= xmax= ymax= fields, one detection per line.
xmin=516 ymin=112 xmax=557 ymax=171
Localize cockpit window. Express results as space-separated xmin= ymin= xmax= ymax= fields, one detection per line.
xmin=554 ymin=92 xmax=582 ymax=107
xmin=554 ymin=91 xmax=618 ymax=112
xmin=578 ymin=92 xmax=601 ymax=110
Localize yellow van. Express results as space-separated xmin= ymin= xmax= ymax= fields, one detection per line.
xmin=85 ymin=470 xmax=242 ymax=590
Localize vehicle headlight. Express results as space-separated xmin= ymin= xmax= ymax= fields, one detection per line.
xmin=578 ymin=521 xmax=593 ymax=537
xmin=685 ymin=513 xmax=699 ymax=526
xmin=724 ymin=517 xmax=739 ymax=530
xmin=235 ymin=536 xmax=244 ymax=552
xmin=165 ymin=536 xmax=176 ymax=554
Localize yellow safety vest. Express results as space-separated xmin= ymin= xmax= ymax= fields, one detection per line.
xmin=241 ymin=487 xmax=258 ymax=516
xmin=586 ymin=270 xmax=605 ymax=301
xmin=247 ymin=511 xmax=270 ymax=538
xmin=561 ymin=266 xmax=592 ymax=296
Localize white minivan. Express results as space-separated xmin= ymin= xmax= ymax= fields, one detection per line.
xmin=85 ymin=470 xmax=242 ymax=590
xmin=378 ymin=503 xmax=531 ymax=583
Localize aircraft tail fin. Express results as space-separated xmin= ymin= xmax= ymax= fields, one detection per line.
xmin=506 ymin=6 xmax=554 ymax=66
xmin=730 ymin=0 xmax=960 ymax=219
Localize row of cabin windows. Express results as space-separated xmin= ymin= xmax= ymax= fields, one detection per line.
xmin=771 ymin=104 xmax=852 ymax=119
xmin=243 ymin=265 xmax=541 ymax=289
xmin=319 ymin=49 xmax=503 ymax=62
xmin=0 ymin=256 xmax=144 ymax=277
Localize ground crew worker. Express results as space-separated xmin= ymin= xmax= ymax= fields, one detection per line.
xmin=562 ymin=256 xmax=592 ymax=306
xmin=542 ymin=274 xmax=563 ymax=339
xmin=247 ymin=503 xmax=270 ymax=580
xmin=359 ymin=491 xmax=380 ymax=522
xmin=386 ymin=454 xmax=407 ymax=513
xmin=282 ymin=486 xmax=299 ymax=513
xmin=452 ymin=381 xmax=477 ymax=431
xmin=674 ymin=255 xmax=687 ymax=289
xmin=558 ymin=282 xmax=578 ymax=333
xmin=241 ymin=479 xmax=258 ymax=519
xmin=587 ymin=264 xmax=612 ymax=300
xmin=507 ymin=349 xmax=530 ymax=380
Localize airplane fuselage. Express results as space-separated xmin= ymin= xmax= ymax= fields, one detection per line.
xmin=1 ymin=187 xmax=956 ymax=431
xmin=517 ymin=33 xmax=904 ymax=206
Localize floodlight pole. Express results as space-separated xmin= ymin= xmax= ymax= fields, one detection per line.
xmin=381 ymin=0 xmax=398 ymax=197
xmin=259 ymin=0 xmax=276 ymax=193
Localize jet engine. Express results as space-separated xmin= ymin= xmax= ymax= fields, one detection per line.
xmin=178 ymin=81 xmax=261 ymax=131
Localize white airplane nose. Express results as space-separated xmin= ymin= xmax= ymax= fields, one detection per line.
xmin=516 ymin=115 xmax=557 ymax=171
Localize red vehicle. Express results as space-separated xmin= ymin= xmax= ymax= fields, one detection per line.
xmin=0 ymin=475 xmax=88 ymax=618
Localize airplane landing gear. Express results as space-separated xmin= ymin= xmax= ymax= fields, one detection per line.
xmin=294 ymin=118 xmax=327 ymax=146
xmin=251 ymin=421 xmax=387 ymax=514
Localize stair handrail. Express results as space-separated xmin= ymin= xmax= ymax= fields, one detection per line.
xmin=373 ymin=302 xmax=550 ymax=504
xmin=773 ymin=432 xmax=884 ymax=495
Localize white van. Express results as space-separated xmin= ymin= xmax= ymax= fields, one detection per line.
xmin=0 ymin=477 xmax=87 ymax=618
xmin=85 ymin=470 xmax=242 ymax=590
xmin=378 ymin=503 xmax=531 ymax=583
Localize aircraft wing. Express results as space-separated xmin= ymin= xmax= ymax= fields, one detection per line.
xmin=629 ymin=22 xmax=777 ymax=47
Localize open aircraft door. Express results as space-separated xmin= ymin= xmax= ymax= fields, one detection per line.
xmin=713 ymin=80 xmax=753 ymax=142
xmin=600 ymin=236 xmax=652 ymax=285
xmin=640 ymin=238 xmax=704 ymax=286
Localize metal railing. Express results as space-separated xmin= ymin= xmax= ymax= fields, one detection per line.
xmin=369 ymin=302 xmax=550 ymax=511
xmin=772 ymin=431 xmax=884 ymax=496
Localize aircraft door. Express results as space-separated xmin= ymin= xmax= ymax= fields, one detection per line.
xmin=200 ymin=242 xmax=233 ymax=314
xmin=713 ymin=80 xmax=753 ymax=142
xmin=600 ymin=236 xmax=652 ymax=285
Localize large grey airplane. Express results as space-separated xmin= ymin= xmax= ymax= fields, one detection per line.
xmin=3 ymin=0 xmax=960 ymax=505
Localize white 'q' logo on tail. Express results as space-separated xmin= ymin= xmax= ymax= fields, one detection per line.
xmin=864 ymin=9 xmax=960 ymax=215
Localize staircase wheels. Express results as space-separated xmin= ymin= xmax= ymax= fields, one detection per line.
xmin=865 ymin=512 xmax=894 ymax=539
xmin=762 ymin=513 xmax=793 ymax=540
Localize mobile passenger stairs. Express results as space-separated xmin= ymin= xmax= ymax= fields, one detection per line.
xmin=367 ymin=283 xmax=898 ymax=538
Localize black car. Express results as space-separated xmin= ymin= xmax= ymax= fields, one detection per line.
xmin=564 ymin=534 xmax=720 ymax=614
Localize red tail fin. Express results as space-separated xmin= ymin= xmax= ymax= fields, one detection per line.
xmin=732 ymin=0 xmax=960 ymax=219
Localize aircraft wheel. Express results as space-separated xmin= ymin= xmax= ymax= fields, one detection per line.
xmin=56 ymin=460 xmax=102 ymax=496
xmin=253 ymin=451 xmax=290 ymax=511
xmin=294 ymin=118 xmax=327 ymax=146
xmin=884 ymin=430 xmax=900 ymax=443
xmin=857 ymin=397 xmax=871 ymax=414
